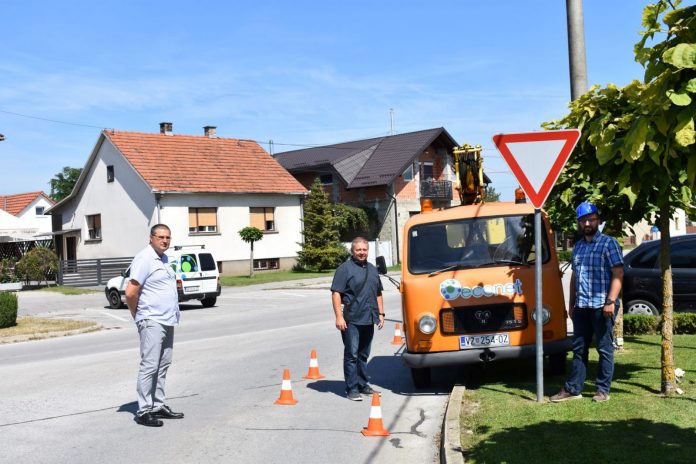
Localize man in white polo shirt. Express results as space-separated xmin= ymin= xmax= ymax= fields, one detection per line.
xmin=126 ymin=224 xmax=183 ymax=427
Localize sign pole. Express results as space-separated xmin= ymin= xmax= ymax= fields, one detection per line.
xmin=534 ymin=208 xmax=544 ymax=403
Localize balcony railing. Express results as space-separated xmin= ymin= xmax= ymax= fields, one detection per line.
xmin=420 ymin=179 xmax=453 ymax=200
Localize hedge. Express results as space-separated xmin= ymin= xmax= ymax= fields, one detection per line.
xmin=0 ymin=291 xmax=18 ymax=329
xmin=624 ymin=313 xmax=696 ymax=335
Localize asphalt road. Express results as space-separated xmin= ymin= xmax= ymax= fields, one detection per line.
xmin=2 ymin=277 xmax=460 ymax=464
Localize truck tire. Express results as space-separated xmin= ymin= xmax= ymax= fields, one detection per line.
xmin=410 ymin=367 xmax=431 ymax=389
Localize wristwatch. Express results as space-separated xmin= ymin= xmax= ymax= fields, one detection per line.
xmin=604 ymin=298 xmax=615 ymax=305
xmin=379 ymin=313 xmax=385 ymax=316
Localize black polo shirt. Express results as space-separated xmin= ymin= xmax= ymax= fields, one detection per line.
xmin=331 ymin=257 xmax=383 ymax=325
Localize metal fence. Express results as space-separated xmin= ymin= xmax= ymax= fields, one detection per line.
xmin=58 ymin=257 xmax=133 ymax=287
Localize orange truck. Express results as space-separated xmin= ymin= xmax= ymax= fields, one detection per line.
xmin=377 ymin=144 xmax=571 ymax=388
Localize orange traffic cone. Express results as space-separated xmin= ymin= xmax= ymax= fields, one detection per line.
xmin=274 ymin=368 xmax=298 ymax=405
xmin=361 ymin=393 xmax=390 ymax=436
xmin=302 ymin=349 xmax=325 ymax=380
xmin=391 ymin=323 xmax=403 ymax=345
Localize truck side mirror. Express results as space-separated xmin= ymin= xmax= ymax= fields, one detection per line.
xmin=376 ymin=256 xmax=388 ymax=275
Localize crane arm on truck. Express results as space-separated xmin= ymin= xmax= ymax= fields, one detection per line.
xmin=452 ymin=144 xmax=485 ymax=205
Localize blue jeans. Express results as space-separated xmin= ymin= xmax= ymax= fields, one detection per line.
xmin=341 ymin=323 xmax=374 ymax=393
xmin=564 ymin=307 xmax=614 ymax=395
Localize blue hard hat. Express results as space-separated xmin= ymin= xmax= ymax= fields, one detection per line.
xmin=576 ymin=201 xmax=598 ymax=220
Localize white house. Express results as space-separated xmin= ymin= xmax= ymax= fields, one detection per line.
xmin=47 ymin=123 xmax=307 ymax=274
xmin=0 ymin=191 xmax=55 ymax=241
xmin=624 ymin=208 xmax=688 ymax=246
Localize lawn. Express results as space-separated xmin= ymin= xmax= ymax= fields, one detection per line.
xmin=0 ymin=316 xmax=98 ymax=343
xmin=219 ymin=269 xmax=334 ymax=286
xmin=36 ymin=286 xmax=100 ymax=295
xmin=460 ymin=335 xmax=696 ymax=463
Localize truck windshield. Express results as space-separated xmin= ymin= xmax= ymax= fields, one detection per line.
xmin=407 ymin=214 xmax=550 ymax=275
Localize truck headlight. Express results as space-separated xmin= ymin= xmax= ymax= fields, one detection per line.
xmin=531 ymin=305 xmax=551 ymax=325
xmin=418 ymin=313 xmax=437 ymax=334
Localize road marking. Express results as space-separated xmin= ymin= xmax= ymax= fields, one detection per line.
xmin=92 ymin=310 xmax=129 ymax=322
xmin=219 ymin=293 xmax=308 ymax=300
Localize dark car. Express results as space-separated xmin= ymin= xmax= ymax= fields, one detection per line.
xmin=622 ymin=234 xmax=696 ymax=315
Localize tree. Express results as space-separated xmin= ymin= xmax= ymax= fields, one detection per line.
xmin=483 ymin=186 xmax=502 ymax=202
xmin=544 ymin=0 xmax=695 ymax=394
xmin=238 ymin=227 xmax=263 ymax=278
xmin=49 ymin=166 xmax=82 ymax=201
xmin=15 ymin=247 xmax=58 ymax=286
xmin=297 ymin=178 xmax=350 ymax=271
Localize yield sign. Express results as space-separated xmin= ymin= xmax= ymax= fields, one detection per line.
xmin=492 ymin=129 xmax=581 ymax=209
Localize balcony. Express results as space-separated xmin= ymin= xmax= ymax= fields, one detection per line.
xmin=420 ymin=179 xmax=453 ymax=200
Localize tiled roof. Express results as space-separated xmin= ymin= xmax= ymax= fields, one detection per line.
xmin=0 ymin=192 xmax=54 ymax=216
xmin=274 ymin=128 xmax=458 ymax=188
xmin=105 ymin=130 xmax=306 ymax=194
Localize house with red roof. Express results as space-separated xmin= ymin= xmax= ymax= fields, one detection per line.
xmin=47 ymin=123 xmax=307 ymax=274
xmin=0 ymin=191 xmax=55 ymax=241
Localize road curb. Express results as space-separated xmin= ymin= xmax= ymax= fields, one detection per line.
xmin=0 ymin=323 xmax=102 ymax=344
xmin=440 ymin=384 xmax=466 ymax=464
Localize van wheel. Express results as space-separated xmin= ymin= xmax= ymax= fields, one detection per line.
xmin=410 ymin=367 xmax=431 ymax=389
xmin=548 ymin=353 xmax=567 ymax=375
xmin=201 ymin=297 xmax=217 ymax=308
xmin=626 ymin=299 xmax=659 ymax=315
xmin=108 ymin=289 xmax=123 ymax=309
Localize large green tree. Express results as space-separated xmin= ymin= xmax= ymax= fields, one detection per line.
xmin=49 ymin=166 xmax=82 ymax=201
xmin=545 ymin=0 xmax=696 ymax=394
xmin=297 ymin=178 xmax=350 ymax=271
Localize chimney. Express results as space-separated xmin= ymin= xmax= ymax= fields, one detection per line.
xmin=159 ymin=122 xmax=173 ymax=135
xmin=203 ymin=125 xmax=217 ymax=138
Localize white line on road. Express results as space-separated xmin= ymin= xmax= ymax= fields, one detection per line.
xmin=88 ymin=310 xmax=129 ymax=322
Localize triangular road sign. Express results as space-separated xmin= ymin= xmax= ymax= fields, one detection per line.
xmin=492 ymin=130 xmax=581 ymax=209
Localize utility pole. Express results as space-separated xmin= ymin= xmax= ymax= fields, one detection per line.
xmin=566 ymin=0 xmax=588 ymax=100
xmin=389 ymin=108 xmax=394 ymax=135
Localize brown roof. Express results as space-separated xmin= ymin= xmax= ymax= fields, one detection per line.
xmin=274 ymin=128 xmax=459 ymax=188
xmin=105 ymin=130 xmax=306 ymax=194
xmin=0 ymin=191 xmax=54 ymax=216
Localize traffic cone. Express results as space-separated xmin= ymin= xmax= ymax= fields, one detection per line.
xmin=361 ymin=393 xmax=390 ymax=436
xmin=391 ymin=323 xmax=403 ymax=345
xmin=302 ymin=349 xmax=325 ymax=380
xmin=274 ymin=368 xmax=298 ymax=405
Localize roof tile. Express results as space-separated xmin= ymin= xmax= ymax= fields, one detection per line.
xmin=0 ymin=191 xmax=54 ymax=216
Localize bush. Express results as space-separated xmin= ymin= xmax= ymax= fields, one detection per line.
xmin=15 ymin=247 xmax=58 ymax=285
xmin=0 ymin=258 xmax=18 ymax=284
xmin=556 ymin=250 xmax=572 ymax=262
xmin=624 ymin=313 xmax=696 ymax=335
xmin=0 ymin=291 xmax=18 ymax=328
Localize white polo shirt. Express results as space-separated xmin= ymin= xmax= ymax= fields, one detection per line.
xmin=130 ymin=244 xmax=180 ymax=326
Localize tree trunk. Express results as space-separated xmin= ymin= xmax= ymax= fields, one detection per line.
xmin=659 ymin=204 xmax=676 ymax=395
xmin=249 ymin=241 xmax=255 ymax=278
xmin=614 ymin=302 xmax=624 ymax=350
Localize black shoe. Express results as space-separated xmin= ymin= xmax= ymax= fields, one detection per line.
xmin=347 ymin=391 xmax=363 ymax=401
xmin=135 ymin=412 xmax=163 ymax=427
xmin=153 ymin=405 xmax=184 ymax=419
xmin=359 ymin=385 xmax=380 ymax=396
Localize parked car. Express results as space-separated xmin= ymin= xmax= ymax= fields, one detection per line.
xmin=622 ymin=234 xmax=696 ymax=315
xmin=105 ymin=245 xmax=221 ymax=309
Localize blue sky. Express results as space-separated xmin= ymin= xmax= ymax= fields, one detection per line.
xmin=0 ymin=1 xmax=674 ymax=200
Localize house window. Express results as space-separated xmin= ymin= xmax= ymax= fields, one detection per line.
xmin=86 ymin=214 xmax=102 ymax=240
xmin=319 ymin=174 xmax=333 ymax=185
xmin=402 ymin=164 xmax=414 ymax=181
xmin=188 ymin=207 xmax=218 ymax=234
xmin=35 ymin=206 xmax=45 ymax=216
xmin=107 ymin=165 xmax=114 ymax=183
xmin=421 ymin=162 xmax=434 ymax=180
xmin=250 ymin=207 xmax=275 ymax=231
xmin=253 ymin=258 xmax=280 ymax=270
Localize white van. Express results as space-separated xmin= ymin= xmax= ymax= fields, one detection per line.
xmin=105 ymin=245 xmax=221 ymax=309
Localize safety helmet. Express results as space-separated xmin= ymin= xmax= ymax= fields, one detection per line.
xmin=576 ymin=201 xmax=598 ymax=220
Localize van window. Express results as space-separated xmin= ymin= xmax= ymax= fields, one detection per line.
xmin=179 ymin=254 xmax=199 ymax=272
xmin=199 ymin=253 xmax=217 ymax=271
xmin=408 ymin=214 xmax=547 ymax=274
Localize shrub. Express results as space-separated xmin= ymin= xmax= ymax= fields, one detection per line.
xmin=15 ymin=247 xmax=58 ymax=285
xmin=556 ymin=250 xmax=572 ymax=262
xmin=624 ymin=313 xmax=696 ymax=335
xmin=0 ymin=258 xmax=18 ymax=284
xmin=0 ymin=291 xmax=18 ymax=328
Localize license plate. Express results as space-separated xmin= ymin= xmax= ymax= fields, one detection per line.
xmin=460 ymin=333 xmax=510 ymax=349
xmin=185 ymin=286 xmax=199 ymax=293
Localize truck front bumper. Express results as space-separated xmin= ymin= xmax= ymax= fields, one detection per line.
xmin=401 ymin=336 xmax=572 ymax=368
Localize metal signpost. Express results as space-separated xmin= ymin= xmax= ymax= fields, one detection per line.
xmin=492 ymin=129 xmax=581 ymax=402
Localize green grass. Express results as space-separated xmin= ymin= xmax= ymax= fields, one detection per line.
xmin=460 ymin=335 xmax=696 ymax=464
xmin=36 ymin=286 xmax=99 ymax=295
xmin=220 ymin=269 xmax=334 ymax=286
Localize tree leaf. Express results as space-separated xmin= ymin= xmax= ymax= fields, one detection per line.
xmin=624 ymin=118 xmax=650 ymax=160
xmin=685 ymin=78 xmax=696 ymax=93
xmin=666 ymin=89 xmax=693 ymax=106
xmin=619 ymin=186 xmax=638 ymax=207
xmin=674 ymin=112 xmax=696 ymax=147
xmin=663 ymin=43 xmax=696 ymax=69
xmin=688 ymin=150 xmax=696 ymax=185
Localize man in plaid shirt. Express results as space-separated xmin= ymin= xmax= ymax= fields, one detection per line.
xmin=551 ymin=202 xmax=624 ymax=403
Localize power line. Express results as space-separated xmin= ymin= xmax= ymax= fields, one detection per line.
xmin=0 ymin=109 xmax=106 ymax=130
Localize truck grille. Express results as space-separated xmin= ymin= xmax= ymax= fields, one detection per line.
xmin=440 ymin=303 xmax=527 ymax=334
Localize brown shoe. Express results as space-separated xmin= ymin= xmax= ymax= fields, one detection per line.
xmin=550 ymin=388 xmax=582 ymax=403
xmin=592 ymin=391 xmax=610 ymax=402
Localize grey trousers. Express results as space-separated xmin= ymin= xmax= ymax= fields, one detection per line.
xmin=136 ymin=319 xmax=174 ymax=416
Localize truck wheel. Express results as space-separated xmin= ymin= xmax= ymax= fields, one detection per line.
xmin=201 ymin=297 xmax=217 ymax=308
xmin=108 ymin=289 xmax=123 ymax=309
xmin=410 ymin=367 xmax=431 ymax=389
xmin=548 ymin=353 xmax=567 ymax=375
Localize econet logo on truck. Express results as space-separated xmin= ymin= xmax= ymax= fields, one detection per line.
xmin=439 ymin=278 xmax=523 ymax=301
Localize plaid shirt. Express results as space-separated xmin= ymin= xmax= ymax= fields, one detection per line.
xmin=572 ymin=231 xmax=623 ymax=309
